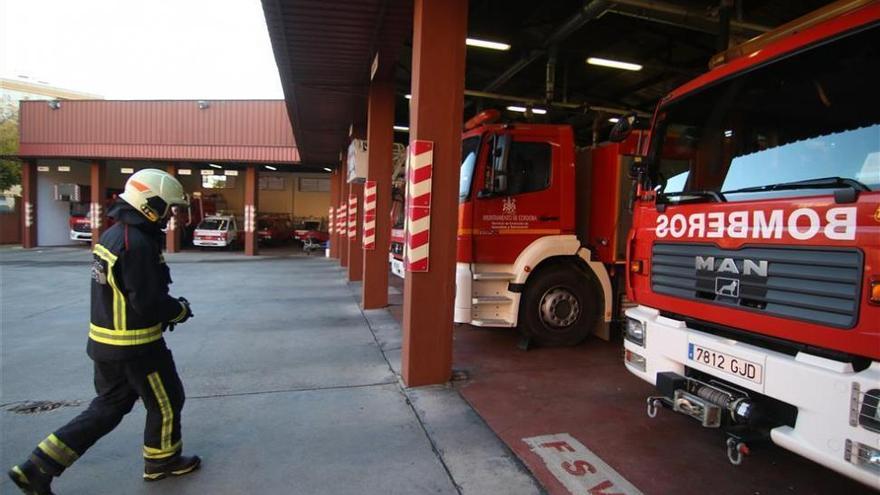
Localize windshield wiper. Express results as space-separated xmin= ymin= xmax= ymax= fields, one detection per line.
xmin=723 ymin=176 xmax=871 ymax=195
xmin=660 ymin=190 xmax=727 ymax=203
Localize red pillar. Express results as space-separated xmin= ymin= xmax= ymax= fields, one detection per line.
xmin=362 ymin=79 xmax=394 ymax=309
xmin=165 ymin=163 xmax=181 ymax=253
xmin=347 ymin=182 xmax=364 ymax=282
xmin=329 ymin=169 xmax=340 ymax=259
xmin=402 ymin=0 xmax=467 ymax=387
xmin=339 ymin=173 xmax=350 ymax=267
xmin=21 ymin=160 xmax=37 ymax=248
xmin=89 ymin=160 xmax=107 ymax=248
xmin=244 ymin=164 xmax=259 ymax=256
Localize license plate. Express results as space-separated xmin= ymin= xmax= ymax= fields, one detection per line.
xmin=687 ymin=343 xmax=763 ymax=384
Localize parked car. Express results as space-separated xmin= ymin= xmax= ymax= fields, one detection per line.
xmin=193 ymin=214 xmax=239 ymax=248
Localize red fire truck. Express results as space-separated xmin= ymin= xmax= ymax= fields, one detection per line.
xmin=620 ymin=1 xmax=879 ymax=485
xmin=452 ymin=110 xmax=645 ymax=346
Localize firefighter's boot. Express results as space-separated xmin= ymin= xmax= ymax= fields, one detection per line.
xmin=7 ymin=460 xmax=55 ymax=495
xmin=143 ymin=454 xmax=201 ymax=481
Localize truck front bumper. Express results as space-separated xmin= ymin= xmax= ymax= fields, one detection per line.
xmin=623 ymin=305 xmax=880 ymax=487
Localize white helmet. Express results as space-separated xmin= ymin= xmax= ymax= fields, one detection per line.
xmin=120 ymin=169 xmax=189 ymax=223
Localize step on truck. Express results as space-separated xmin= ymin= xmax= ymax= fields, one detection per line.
xmin=619 ymin=0 xmax=879 ymax=486
xmin=453 ymin=109 xmax=644 ymax=346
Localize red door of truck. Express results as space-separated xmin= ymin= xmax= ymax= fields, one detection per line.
xmin=469 ymin=126 xmax=569 ymax=265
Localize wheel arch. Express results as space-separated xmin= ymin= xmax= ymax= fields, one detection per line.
xmin=509 ymin=235 xmax=613 ymax=340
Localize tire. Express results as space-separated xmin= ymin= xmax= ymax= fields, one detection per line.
xmin=518 ymin=264 xmax=600 ymax=347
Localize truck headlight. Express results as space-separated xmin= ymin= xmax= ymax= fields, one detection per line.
xmin=624 ymin=317 xmax=646 ymax=346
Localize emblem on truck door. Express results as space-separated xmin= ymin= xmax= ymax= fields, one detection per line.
xmin=502 ymin=196 xmax=517 ymax=215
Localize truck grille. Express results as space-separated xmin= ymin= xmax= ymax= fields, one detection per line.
xmin=651 ymin=243 xmax=862 ymax=328
xmin=73 ymin=223 xmax=91 ymax=233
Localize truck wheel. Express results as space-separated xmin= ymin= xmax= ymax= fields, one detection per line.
xmin=518 ymin=266 xmax=599 ymax=347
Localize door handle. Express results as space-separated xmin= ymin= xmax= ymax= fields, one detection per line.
xmin=539 ymin=216 xmax=560 ymax=221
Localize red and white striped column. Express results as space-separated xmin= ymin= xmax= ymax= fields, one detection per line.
xmin=337 ymin=199 xmax=348 ymax=266
xmin=347 ymin=183 xmax=364 ymax=281
xmin=404 ymin=141 xmax=433 ymax=272
xmin=362 ymin=181 xmax=377 ymax=250
xmin=347 ymin=193 xmax=357 ymax=240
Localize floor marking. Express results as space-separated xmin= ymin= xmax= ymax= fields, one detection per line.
xmin=523 ymin=433 xmax=642 ymax=495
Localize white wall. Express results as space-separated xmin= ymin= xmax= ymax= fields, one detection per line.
xmin=36 ymin=159 xmax=90 ymax=246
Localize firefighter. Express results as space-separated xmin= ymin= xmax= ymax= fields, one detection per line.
xmin=8 ymin=169 xmax=200 ymax=494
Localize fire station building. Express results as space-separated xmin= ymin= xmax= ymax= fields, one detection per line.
xmin=16 ymin=99 xmax=330 ymax=255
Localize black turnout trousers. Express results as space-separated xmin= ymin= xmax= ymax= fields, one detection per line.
xmin=30 ymin=347 xmax=185 ymax=475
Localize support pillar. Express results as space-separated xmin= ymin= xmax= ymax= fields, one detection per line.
xmin=362 ymin=79 xmax=395 ymax=309
xmin=339 ymin=173 xmax=350 ymax=267
xmin=165 ymin=163 xmax=181 ymax=253
xmin=402 ymin=0 xmax=468 ymax=387
xmin=89 ymin=160 xmax=107 ymax=248
xmin=329 ymin=169 xmax=341 ymax=259
xmin=21 ymin=160 xmax=37 ymax=248
xmin=244 ymin=164 xmax=259 ymax=256
xmin=347 ymin=182 xmax=363 ymax=282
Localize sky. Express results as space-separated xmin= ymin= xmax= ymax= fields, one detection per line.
xmin=0 ymin=0 xmax=285 ymax=99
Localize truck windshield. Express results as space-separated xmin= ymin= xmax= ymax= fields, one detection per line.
xmin=650 ymin=25 xmax=879 ymax=203
xmin=459 ymin=136 xmax=481 ymax=201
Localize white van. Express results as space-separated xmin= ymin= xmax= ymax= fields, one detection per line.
xmin=193 ymin=215 xmax=239 ymax=248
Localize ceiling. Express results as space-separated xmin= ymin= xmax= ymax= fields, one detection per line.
xmin=264 ymin=0 xmax=836 ymax=165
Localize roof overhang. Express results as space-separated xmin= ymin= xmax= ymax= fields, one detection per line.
xmin=261 ymin=0 xmax=412 ymax=167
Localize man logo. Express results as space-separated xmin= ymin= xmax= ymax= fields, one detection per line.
xmin=715 ymin=277 xmax=740 ymax=298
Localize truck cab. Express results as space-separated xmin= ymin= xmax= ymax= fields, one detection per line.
xmin=454 ymin=111 xmax=641 ymax=346
xmin=621 ymin=1 xmax=880 ymax=485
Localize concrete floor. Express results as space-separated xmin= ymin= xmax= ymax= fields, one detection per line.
xmin=0 ymin=246 xmax=540 ymax=495
xmin=384 ymin=277 xmax=878 ymax=495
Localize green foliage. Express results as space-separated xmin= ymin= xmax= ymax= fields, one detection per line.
xmin=0 ymin=113 xmax=21 ymax=191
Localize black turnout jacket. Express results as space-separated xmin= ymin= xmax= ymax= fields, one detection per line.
xmin=88 ymin=201 xmax=187 ymax=360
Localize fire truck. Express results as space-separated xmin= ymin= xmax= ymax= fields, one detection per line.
xmin=452 ymin=109 xmax=645 ymax=346
xmin=620 ymin=1 xmax=879 ymax=485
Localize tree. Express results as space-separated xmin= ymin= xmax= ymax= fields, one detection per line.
xmin=0 ymin=111 xmax=21 ymax=192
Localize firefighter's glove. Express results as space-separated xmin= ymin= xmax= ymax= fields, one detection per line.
xmin=168 ymin=297 xmax=193 ymax=329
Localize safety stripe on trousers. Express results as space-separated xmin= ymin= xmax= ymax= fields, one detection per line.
xmin=93 ymin=244 xmax=126 ymax=330
xmin=37 ymin=434 xmax=79 ymax=467
xmin=89 ymin=324 xmax=163 ymax=346
xmin=147 ymin=372 xmax=174 ymax=454
xmin=143 ymin=440 xmax=182 ymax=460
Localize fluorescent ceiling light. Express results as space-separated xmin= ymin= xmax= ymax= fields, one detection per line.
xmin=208 ymin=163 xmax=222 ymax=169
xmin=466 ymin=38 xmax=510 ymax=51
xmin=393 ymin=125 xmax=409 ymax=132
xmin=608 ymin=117 xmax=620 ymax=123
xmin=587 ymin=57 xmax=642 ymax=71
xmin=265 ymin=165 xmax=277 ymax=171
xmin=323 ymin=167 xmax=332 ymax=172
xmin=405 ymin=94 xmax=412 ymax=100
xmin=506 ymin=106 xmax=547 ymax=115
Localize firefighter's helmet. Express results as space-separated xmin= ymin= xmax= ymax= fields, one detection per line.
xmin=120 ymin=169 xmax=189 ymax=223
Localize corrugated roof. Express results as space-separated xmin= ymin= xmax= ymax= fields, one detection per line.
xmin=262 ymin=0 xmax=412 ymax=166
xmin=18 ymin=99 xmax=300 ymax=164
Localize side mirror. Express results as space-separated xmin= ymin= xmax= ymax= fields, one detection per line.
xmin=609 ymin=113 xmax=636 ymax=143
xmin=627 ymin=155 xmax=648 ymax=179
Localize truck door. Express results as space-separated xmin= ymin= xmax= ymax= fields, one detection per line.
xmin=470 ymin=128 xmax=564 ymax=265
